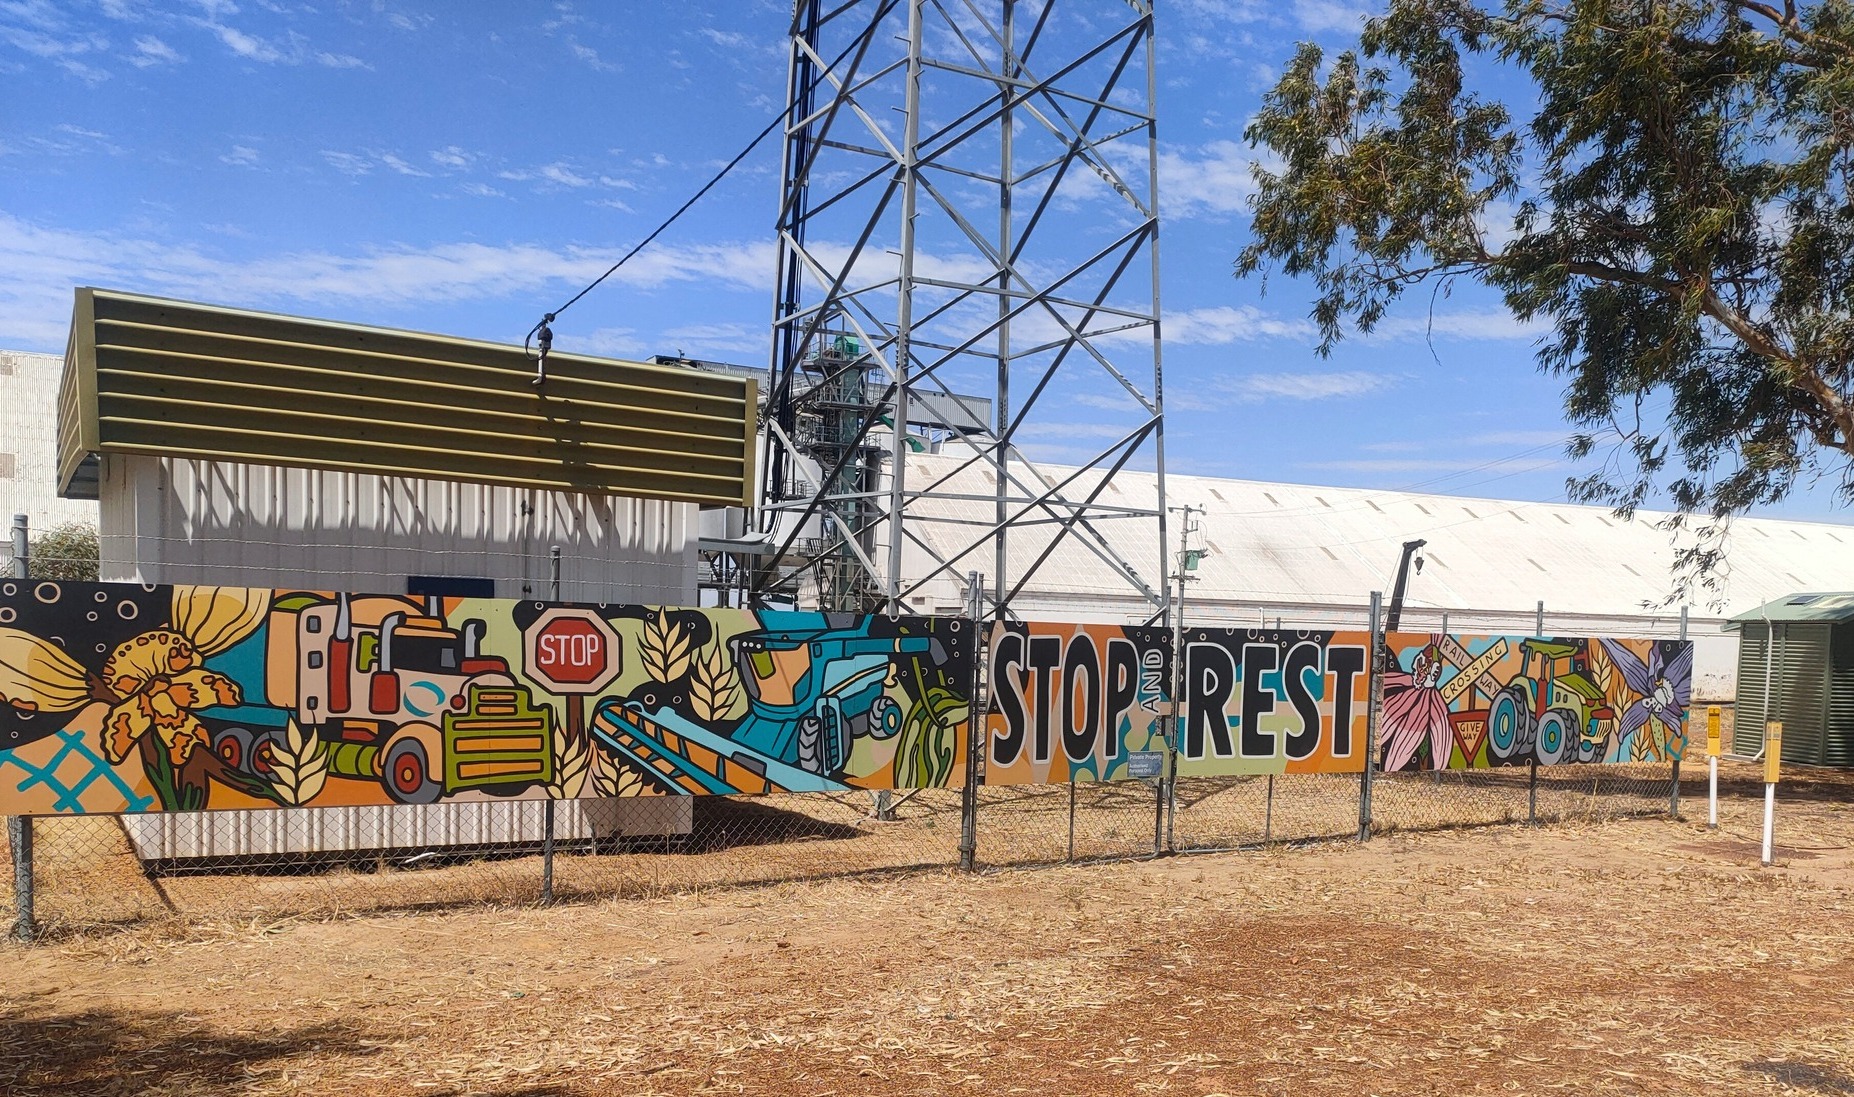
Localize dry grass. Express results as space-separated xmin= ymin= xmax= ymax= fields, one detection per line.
xmin=1 ymin=759 xmax=1850 ymax=1096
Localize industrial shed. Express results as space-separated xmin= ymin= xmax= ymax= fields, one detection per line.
xmin=53 ymin=288 xmax=757 ymax=857
xmin=891 ymin=453 xmax=1854 ymax=700
xmin=1727 ymin=593 xmax=1854 ymax=767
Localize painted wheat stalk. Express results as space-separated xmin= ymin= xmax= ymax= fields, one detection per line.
xmin=550 ymin=725 xmax=590 ymax=798
xmin=592 ymin=746 xmax=652 ymax=797
xmin=688 ymin=642 xmax=742 ymax=723
xmin=266 ymin=720 xmax=328 ymax=806
xmin=639 ymin=609 xmax=693 ymax=684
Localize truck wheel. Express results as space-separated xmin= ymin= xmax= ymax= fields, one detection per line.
xmin=1486 ymin=687 xmax=1533 ymax=764
xmin=383 ymin=736 xmax=443 ymax=804
xmin=1535 ymin=708 xmax=1577 ymax=765
xmin=213 ymin=727 xmax=255 ymax=772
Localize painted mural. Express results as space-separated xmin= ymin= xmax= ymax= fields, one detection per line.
xmin=0 ymin=581 xmax=974 ymax=815
xmin=1176 ymin=627 xmax=1371 ymax=777
xmin=984 ymin=622 xmax=1170 ymax=785
xmin=1379 ymin=632 xmax=1692 ymax=771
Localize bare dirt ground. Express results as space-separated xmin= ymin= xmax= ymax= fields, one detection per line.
xmin=3 ymin=758 xmax=1852 ymax=1097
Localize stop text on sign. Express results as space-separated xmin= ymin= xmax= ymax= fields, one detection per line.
xmin=539 ymin=626 xmax=603 ymax=670
xmin=522 ymin=608 xmax=623 ymax=694
xmin=989 ymin=629 xmax=1167 ymax=768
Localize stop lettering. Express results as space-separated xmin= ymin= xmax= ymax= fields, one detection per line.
xmin=533 ymin=618 xmax=606 ymax=684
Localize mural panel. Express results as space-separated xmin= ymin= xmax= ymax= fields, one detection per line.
xmin=0 ymin=582 xmax=974 ymax=814
xmin=1176 ymin=627 xmax=1371 ymax=777
xmin=1379 ymin=631 xmax=1692 ymax=770
xmin=984 ymin=622 xmax=1170 ymax=785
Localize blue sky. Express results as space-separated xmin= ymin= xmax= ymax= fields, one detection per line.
xmin=1 ymin=0 xmax=1846 ymax=523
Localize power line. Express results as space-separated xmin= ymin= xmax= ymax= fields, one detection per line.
xmin=525 ymin=106 xmax=788 ymax=379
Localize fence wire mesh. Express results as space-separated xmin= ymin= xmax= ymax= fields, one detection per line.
xmin=4 ymin=755 xmax=1690 ymax=938
xmin=1172 ymin=773 xmax=1362 ymax=852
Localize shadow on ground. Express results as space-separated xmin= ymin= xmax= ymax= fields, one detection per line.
xmin=0 ymin=1002 xmax=381 ymax=1097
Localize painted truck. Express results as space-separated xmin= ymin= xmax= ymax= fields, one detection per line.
xmin=258 ymin=593 xmax=556 ymax=803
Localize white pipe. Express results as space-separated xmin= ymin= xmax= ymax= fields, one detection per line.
xmin=1708 ymin=756 xmax=1718 ymax=829
xmin=1761 ymin=783 xmax=1776 ymax=866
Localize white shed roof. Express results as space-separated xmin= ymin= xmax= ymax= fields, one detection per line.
xmin=897 ymin=451 xmax=1854 ymax=631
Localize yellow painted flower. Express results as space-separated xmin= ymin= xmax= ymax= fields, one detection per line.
xmin=100 ymin=630 xmax=242 ymax=768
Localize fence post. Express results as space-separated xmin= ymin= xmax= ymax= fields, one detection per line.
xmin=8 ymin=514 xmax=33 ymax=942
xmin=1669 ymin=605 xmax=1687 ymax=819
xmin=1358 ymin=590 xmax=1382 ymax=843
xmin=8 ymin=815 xmax=32 ymax=942
xmin=541 ymin=545 xmax=561 ymax=906
xmin=1529 ymin=600 xmax=1543 ymax=824
xmin=958 ymin=571 xmax=984 ymax=872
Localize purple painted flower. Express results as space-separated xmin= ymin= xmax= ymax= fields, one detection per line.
xmin=1598 ymin=639 xmax=1693 ymax=745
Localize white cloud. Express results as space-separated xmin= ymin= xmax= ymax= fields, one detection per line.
xmin=1300 ymin=455 xmax=1565 ymax=474
xmin=1164 ymin=305 xmax=1313 ymax=344
xmin=1220 ymin=370 xmax=1397 ymax=403
xmin=429 ymin=145 xmax=474 ymax=170
xmin=220 ymin=143 xmax=259 ymax=167
xmin=459 ymin=182 xmax=507 ymax=199
xmin=378 ymin=152 xmax=428 ymax=177
xmin=0 ymin=212 xmax=775 ymax=351
xmin=1292 ymin=0 xmax=1371 ymax=33
xmin=194 ymin=17 xmax=368 ymax=68
xmin=700 ymin=27 xmax=749 ymax=49
xmin=1158 ymin=139 xmax=1258 ymax=219
xmin=128 ymin=34 xmax=180 ymax=66
xmin=320 ymin=149 xmax=372 ymax=176
xmin=1363 ymin=308 xmax=1547 ymax=343
xmin=500 ymin=162 xmax=598 ymax=188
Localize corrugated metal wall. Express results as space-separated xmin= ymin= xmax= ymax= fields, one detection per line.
xmin=1831 ymin=624 xmax=1854 ymax=768
xmin=98 ymin=454 xmax=695 ymax=605
xmin=1735 ymin=626 xmax=1771 ymax=755
xmin=121 ymin=798 xmax=694 ymax=860
xmin=1733 ymin=622 xmax=1846 ymax=766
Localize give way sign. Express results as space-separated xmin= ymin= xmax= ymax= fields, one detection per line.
xmin=523 ymin=608 xmax=622 ymax=695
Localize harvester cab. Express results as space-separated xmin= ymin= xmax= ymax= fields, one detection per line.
xmin=729 ymin=617 xmax=949 ymax=777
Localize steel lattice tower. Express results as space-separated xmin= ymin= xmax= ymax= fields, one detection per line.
xmin=756 ymin=0 xmax=1168 ymax=621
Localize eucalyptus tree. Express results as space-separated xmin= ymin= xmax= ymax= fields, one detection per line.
xmin=1239 ymin=0 xmax=1854 ymax=593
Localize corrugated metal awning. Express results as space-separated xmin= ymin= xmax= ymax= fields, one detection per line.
xmin=58 ymin=288 xmax=756 ymax=506
xmin=1725 ymin=592 xmax=1854 ymax=628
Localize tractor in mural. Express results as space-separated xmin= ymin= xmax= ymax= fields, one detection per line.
xmin=1485 ymin=638 xmax=1616 ymax=765
xmin=240 ymin=593 xmax=556 ymax=803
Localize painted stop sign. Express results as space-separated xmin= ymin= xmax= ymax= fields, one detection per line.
xmin=523 ymin=608 xmax=622 ymax=694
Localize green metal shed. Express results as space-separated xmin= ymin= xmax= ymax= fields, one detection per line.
xmin=1725 ymin=593 xmax=1854 ymax=767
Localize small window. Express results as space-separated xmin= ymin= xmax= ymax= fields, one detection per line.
xmin=305 ymin=616 xmax=323 ymax=634
xmin=0 ymin=453 xmax=13 ymax=479
xmin=307 ymin=651 xmax=323 ymax=669
xmin=409 ymin=576 xmax=496 ymax=599
xmin=1788 ymin=595 xmax=1821 ymax=605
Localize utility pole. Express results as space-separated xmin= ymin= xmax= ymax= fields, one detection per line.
xmin=1163 ymin=504 xmax=1205 ymax=854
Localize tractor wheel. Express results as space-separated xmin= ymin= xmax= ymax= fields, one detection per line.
xmin=1535 ymin=708 xmax=1578 ymax=766
xmin=1486 ymin=686 xmax=1534 ymax=764
xmin=382 ymin=728 xmax=443 ymax=805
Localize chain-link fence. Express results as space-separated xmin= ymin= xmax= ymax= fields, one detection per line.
xmin=0 ymin=516 xmax=1693 ymax=940
xmin=4 ymin=752 xmax=1685 ymax=938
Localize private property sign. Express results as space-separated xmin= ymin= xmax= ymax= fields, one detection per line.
xmin=523 ymin=608 xmax=621 ymax=694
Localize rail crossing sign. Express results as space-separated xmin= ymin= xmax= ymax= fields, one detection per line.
xmin=524 ymin=608 xmax=622 ymax=694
